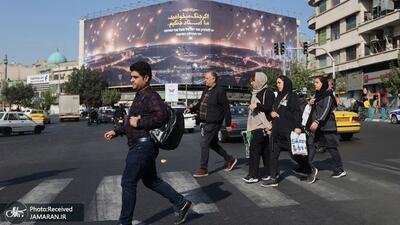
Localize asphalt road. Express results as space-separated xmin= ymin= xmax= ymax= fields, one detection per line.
xmin=0 ymin=119 xmax=399 ymax=225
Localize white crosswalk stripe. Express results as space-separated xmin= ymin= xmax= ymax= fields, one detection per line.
xmin=86 ymin=175 xmax=142 ymax=224
xmin=347 ymin=161 xmax=400 ymax=176
xmin=0 ymin=178 xmax=72 ymax=225
xmin=345 ymin=169 xmax=400 ymax=195
xmin=0 ymin=187 xmax=4 ymax=191
xmin=285 ymin=175 xmax=362 ymax=201
xmin=385 ymin=158 xmax=400 ymax=164
xmin=161 ymin=171 xmax=219 ymax=214
xmin=219 ymin=169 xmax=299 ymax=208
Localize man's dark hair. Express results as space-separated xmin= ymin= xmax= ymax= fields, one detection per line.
xmin=130 ymin=61 xmax=152 ymax=81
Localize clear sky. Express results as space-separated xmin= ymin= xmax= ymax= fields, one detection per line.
xmin=0 ymin=0 xmax=314 ymax=65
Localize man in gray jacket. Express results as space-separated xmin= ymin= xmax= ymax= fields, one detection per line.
xmin=186 ymin=72 xmax=237 ymax=177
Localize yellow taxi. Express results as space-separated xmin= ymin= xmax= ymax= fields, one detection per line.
xmin=29 ymin=110 xmax=51 ymax=124
xmin=334 ymin=110 xmax=361 ymax=141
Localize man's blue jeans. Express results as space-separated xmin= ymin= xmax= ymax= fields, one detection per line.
xmin=118 ymin=140 xmax=185 ymax=225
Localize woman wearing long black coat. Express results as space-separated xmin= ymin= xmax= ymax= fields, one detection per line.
xmin=261 ymin=76 xmax=318 ymax=187
xmin=306 ymin=76 xmax=346 ymax=178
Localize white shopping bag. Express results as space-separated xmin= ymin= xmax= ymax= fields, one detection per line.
xmin=302 ymin=104 xmax=312 ymax=127
xmin=290 ymin=132 xmax=308 ymax=156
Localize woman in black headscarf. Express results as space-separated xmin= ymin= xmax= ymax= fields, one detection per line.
xmin=306 ymin=76 xmax=346 ymax=178
xmin=261 ymin=76 xmax=317 ymax=187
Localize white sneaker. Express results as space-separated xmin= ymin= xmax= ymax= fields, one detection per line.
xmin=242 ymin=176 xmax=259 ymax=183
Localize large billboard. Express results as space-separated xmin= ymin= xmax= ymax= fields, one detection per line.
xmin=83 ymin=0 xmax=297 ymax=87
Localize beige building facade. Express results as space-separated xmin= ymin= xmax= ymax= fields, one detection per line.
xmin=308 ymin=0 xmax=400 ymax=102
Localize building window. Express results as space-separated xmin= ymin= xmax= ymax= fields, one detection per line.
xmin=331 ymin=0 xmax=340 ymax=7
xmin=331 ymin=22 xmax=340 ymax=41
xmin=332 ymin=51 xmax=340 ymax=64
xmin=393 ymin=36 xmax=400 ymax=49
xmin=319 ymin=0 xmax=327 ymax=13
xmin=53 ymin=74 xmax=59 ymax=80
xmin=346 ymin=46 xmax=357 ymax=61
xmin=319 ymin=55 xmax=327 ymax=68
xmin=346 ymin=14 xmax=357 ymax=31
xmin=318 ymin=27 xmax=327 ymax=45
xmin=60 ymin=74 xmax=65 ymax=80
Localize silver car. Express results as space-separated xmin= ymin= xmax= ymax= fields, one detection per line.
xmin=218 ymin=106 xmax=248 ymax=142
xmin=0 ymin=112 xmax=44 ymax=136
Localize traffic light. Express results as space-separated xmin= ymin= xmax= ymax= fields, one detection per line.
xmin=273 ymin=43 xmax=279 ymax=55
xmin=280 ymin=42 xmax=285 ymax=55
xmin=303 ymin=42 xmax=308 ymax=55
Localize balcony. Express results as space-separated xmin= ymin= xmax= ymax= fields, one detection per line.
xmin=314 ymin=0 xmax=359 ymax=30
xmin=314 ymin=29 xmax=360 ymax=57
xmin=359 ymin=10 xmax=400 ymax=34
xmin=358 ymin=48 xmax=400 ymax=67
xmin=308 ymin=15 xmax=316 ymax=30
xmin=308 ymin=0 xmax=322 ymax=6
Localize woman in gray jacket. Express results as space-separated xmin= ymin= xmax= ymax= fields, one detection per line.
xmin=306 ymin=76 xmax=346 ymax=178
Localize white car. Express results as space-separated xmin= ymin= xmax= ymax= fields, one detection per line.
xmin=0 ymin=112 xmax=45 ymax=136
xmin=171 ymin=106 xmax=197 ymax=133
xmin=390 ymin=109 xmax=400 ymax=124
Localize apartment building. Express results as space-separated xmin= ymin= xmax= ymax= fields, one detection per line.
xmin=308 ymin=0 xmax=400 ymax=101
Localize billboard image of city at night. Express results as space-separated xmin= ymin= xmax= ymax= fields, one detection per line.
xmin=82 ymin=0 xmax=297 ymax=87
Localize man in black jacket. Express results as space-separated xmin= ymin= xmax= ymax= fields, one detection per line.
xmin=185 ymin=72 xmax=237 ymax=177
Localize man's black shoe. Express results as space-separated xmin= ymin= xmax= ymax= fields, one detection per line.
xmin=291 ymin=167 xmax=308 ymax=177
xmin=174 ymin=200 xmax=192 ymax=225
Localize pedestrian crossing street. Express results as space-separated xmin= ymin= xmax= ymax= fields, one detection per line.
xmin=2 ymin=158 xmax=400 ymax=224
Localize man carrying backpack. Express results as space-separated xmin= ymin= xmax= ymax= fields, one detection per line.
xmin=185 ymin=72 xmax=237 ymax=178
xmin=104 ymin=61 xmax=192 ymax=225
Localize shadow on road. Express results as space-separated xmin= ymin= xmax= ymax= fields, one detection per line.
xmin=0 ymin=168 xmax=77 ymax=187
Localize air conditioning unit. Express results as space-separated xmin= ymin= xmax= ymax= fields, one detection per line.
xmin=381 ymin=0 xmax=395 ymax=11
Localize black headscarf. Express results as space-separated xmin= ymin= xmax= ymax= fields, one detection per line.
xmin=276 ymin=75 xmax=293 ymax=103
xmin=315 ymin=77 xmax=337 ymax=107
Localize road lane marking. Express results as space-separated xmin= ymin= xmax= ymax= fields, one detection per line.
xmin=346 ymin=169 xmax=400 ymax=195
xmin=0 ymin=187 xmax=4 ymax=191
xmin=218 ymin=169 xmax=299 ymax=208
xmin=347 ymin=161 xmax=400 ymax=176
xmin=20 ymin=178 xmax=72 ymax=203
xmin=385 ymin=158 xmax=400 ymax=164
xmin=0 ymin=179 xmax=73 ymax=225
xmin=364 ymin=161 xmax=400 ymax=171
xmin=86 ymin=175 xmax=142 ymax=224
xmin=161 ymin=171 xmax=219 ymax=214
xmin=285 ymin=175 xmax=362 ymax=201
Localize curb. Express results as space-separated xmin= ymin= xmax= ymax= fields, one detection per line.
xmin=364 ymin=119 xmax=390 ymax=123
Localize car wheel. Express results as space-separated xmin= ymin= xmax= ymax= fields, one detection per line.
xmin=340 ymin=133 xmax=353 ymax=141
xmin=218 ymin=130 xmax=227 ymax=143
xmin=34 ymin=126 xmax=42 ymax=134
xmin=3 ymin=127 xmax=12 ymax=136
xmin=391 ymin=115 xmax=398 ymax=124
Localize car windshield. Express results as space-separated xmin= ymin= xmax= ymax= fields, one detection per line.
xmin=230 ymin=106 xmax=248 ymax=116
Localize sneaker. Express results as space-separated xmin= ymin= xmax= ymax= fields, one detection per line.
xmin=262 ymin=174 xmax=279 ymax=181
xmin=193 ymin=168 xmax=208 ymax=178
xmin=332 ymin=170 xmax=346 ymax=178
xmin=174 ymin=200 xmax=192 ymax=225
xmin=261 ymin=176 xmax=271 ymax=181
xmin=225 ymin=158 xmax=237 ymax=171
xmin=291 ymin=167 xmax=309 ymax=177
xmin=260 ymin=178 xmax=278 ymax=187
xmin=242 ymin=175 xmax=259 ymax=183
xmin=307 ymin=167 xmax=318 ymax=184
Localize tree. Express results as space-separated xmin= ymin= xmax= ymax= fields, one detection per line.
xmin=382 ymin=58 xmax=400 ymax=96
xmin=32 ymin=90 xmax=57 ymax=110
xmin=262 ymin=68 xmax=279 ymax=92
xmin=64 ymin=66 xmax=107 ymax=107
xmin=101 ymin=89 xmax=121 ymax=106
xmin=1 ymin=81 xmax=34 ymax=108
xmin=290 ymin=62 xmax=314 ymax=96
